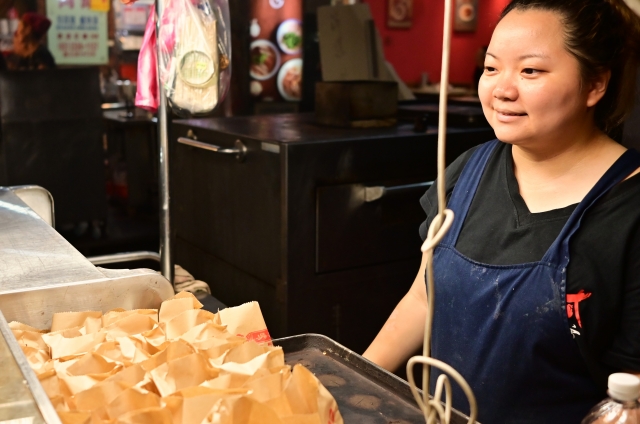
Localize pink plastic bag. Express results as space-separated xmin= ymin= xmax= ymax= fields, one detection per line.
xmin=135 ymin=5 xmax=158 ymax=112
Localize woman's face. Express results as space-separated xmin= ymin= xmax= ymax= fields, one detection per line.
xmin=13 ymin=21 xmax=29 ymax=54
xmin=478 ymin=9 xmax=595 ymax=147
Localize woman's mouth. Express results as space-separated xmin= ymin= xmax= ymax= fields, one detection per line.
xmin=495 ymin=109 xmax=527 ymax=122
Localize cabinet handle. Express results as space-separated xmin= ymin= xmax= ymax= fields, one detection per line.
xmin=177 ymin=137 xmax=247 ymax=162
xmin=364 ymin=181 xmax=434 ymax=202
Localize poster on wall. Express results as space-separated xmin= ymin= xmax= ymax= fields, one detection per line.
xmin=249 ymin=0 xmax=303 ymax=102
xmin=46 ymin=0 xmax=108 ymax=65
xmin=387 ymin=0 xmax=413 ymax=29
xmin=454 ymin=0 xmax=478 ymax=32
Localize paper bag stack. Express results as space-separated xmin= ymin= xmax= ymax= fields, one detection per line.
xmin=10 ymin=292 xmax=343 ymax=424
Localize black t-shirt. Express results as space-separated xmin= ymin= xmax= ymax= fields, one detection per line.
xmin=419 ymin=142 xmax=640 ymax=389
xmin=7 ymin=45 xmax=56 ymax=70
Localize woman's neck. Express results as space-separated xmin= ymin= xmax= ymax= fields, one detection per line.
xmin=511 ymin=128 xmax=626 ymax=213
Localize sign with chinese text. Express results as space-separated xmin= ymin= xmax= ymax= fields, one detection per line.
xmin=46 ymin=0 xmax=108 ymax=65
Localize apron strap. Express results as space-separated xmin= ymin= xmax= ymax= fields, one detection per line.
xmin=542 ymin=148 xmax=640 ymax=265
xmin=442 ymin=139 xmax=500 ymax=246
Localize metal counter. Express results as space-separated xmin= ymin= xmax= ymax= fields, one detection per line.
xmin=0 ymin=186 xmax=174 ymax=421
xmin=0 ymin=186 xmax=470 ymax=423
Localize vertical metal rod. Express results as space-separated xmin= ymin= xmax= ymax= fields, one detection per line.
xmin=155 ymin=0 xmax=173 ymax=285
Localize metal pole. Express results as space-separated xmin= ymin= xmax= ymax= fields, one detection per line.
xmin=155 ymin=0 xmax=173 ymax=285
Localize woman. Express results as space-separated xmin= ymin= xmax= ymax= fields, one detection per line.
xmin=7 ymin=12 xmax=55 ymax=70
xmin=363 ymin=0 xmax=640 ymax=422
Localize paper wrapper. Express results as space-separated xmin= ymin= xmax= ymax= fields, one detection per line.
xmin=13 ymin=294 xmax=343 ymax=424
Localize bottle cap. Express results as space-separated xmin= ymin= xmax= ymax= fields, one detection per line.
xmin=608 ymin=373 xmax=640 ymax=402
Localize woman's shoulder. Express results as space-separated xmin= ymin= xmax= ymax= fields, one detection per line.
xmin=418 ymin=140 xmax=502 ymax=240
xmin=434 ymin=139 xmax=505 ymax=193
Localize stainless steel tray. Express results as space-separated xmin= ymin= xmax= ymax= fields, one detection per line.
xmin=0 ymin=186 xmax=175 ymax=423
xmin=275 ymin=334 xmax=472 ymax=424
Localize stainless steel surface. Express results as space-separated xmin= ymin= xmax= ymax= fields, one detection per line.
xmin=275 ymin=334 xmax=475 ymax=424
xmin=155 ymin=3 xmax=173 ymax=285
xmin=6 ymin=186 xmax=55 ymax=227
xmin=0 ymin=188 xmax=105 ymax=290
xmin=0 ymin=310 xmax=60 ymax=424
xmin=364 ymin=181 xmax=434 ymax=202
xmin=177 ymin=137 xmax=247 ymax=162
xmin=0 ymin=272 xmax=174 ymax=329
xmin=0 ymin=186 xmax=174 ymax=329
xmin=87 ymin=250 xmax=161 ymax=265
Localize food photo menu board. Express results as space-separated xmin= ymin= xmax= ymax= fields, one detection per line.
xmin=249 ymin=0 xmax=303 ymax=102
xmin=46 ymin=0 xmax=108 ymax=65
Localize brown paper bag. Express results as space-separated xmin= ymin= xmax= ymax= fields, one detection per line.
xmin=218 ymin=302 xmax=271 ymax=344
xmin=114 ymin=337 xmax=151 ymax=364
xmin=116 ymin=407 xmax=172 ymax=424
xmin=164 ymin=386 xmax=249 ymax=424
xmin=43 ymin=330 xmax=106 ymax=360
xmin=52 ymin=312 xmax=103 ymax=334
xmin=103 ymin=315 xmax=158 ymax=340
xmin=39 ymin=368 xmax=63 ymax=399
xmin=150 ymin=352 xmax=219 ymax=397
xmin=198 ymin=337 xmax=246 ymax=362
xmin=101 ymin=364 xmax=147 ymax=388
xmin=140 ymin=339 xmax=195 ymax=372
xmin=102 ymin=310 xmax=158 ymax=327
xmin=179 ymin=321 xmax=230 ymax=345
xmin=67 ymin=353 xmax=122 ymax=377
xmin=73 ymin=380 xmax=131 ymax=412
xmin=10 ymin=323 xmax=49 ymax=350
xmin=106 ymin=387 xmax=161 ymax=419
xmin=164 ymin=309 xmax=218 ymax=340
xmin=134 ymin=325 xmax=167 ymax=353
xmin=216 ymin=348 xmax=285 ymax=377
xmin=159 ymin=292 xmax=204 ymax=323
xmin=282 ymin=365 xmax=343 ymax=424
xmin=202 ymin=396 xmax=284 ymax=424
xmin=58 ymin=410 xmax=92 ymax=424
xmin=94 ymin=342 xmax=129 ymax=366
xmin=21 ymin=345 xmax=51 ymax=371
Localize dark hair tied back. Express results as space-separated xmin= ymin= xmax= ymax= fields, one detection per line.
xmin=501 ymin=0 xmax=640 ymax=133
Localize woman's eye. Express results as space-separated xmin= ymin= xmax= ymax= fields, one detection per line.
xmin=522 ymin=68 xmax=539 ymax=75
xmin=484 ymin=66 xmax=496 ymax=73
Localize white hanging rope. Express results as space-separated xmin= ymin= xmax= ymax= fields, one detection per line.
xmin=407 ymin=0 xmax=478 ymax=422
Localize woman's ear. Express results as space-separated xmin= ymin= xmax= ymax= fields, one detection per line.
xmin=586 ymin=70 xmax=611 ymax=108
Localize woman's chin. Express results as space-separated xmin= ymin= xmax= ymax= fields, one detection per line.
xmin=491 ymin=129 xmax=526 ymax=145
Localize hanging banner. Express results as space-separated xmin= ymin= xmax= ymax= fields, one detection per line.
xmin=46 ymin=0 xmax=108 ymax=65
xmin=249 ymin=0 xmax=303 ymax=102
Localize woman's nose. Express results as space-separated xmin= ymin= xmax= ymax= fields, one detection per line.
xmin=493 ymin=73 xmax=518 ymax=101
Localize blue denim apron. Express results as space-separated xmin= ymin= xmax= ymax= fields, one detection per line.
xmin=430 ymin=140 xmax=640 ymax=423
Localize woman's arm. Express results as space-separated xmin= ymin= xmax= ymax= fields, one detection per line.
xmin=363 ymin=250 xmax=429 ymax=372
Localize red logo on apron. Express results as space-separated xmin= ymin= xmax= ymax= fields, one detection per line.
xmin=566 ymin=290 xmax=592 ymax=328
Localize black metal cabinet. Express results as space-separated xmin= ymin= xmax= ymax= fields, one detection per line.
xmin=171 ymin=113 xmax=493 ymax=353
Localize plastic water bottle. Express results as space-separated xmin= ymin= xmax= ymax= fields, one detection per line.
xmin=582 ymin=373 xmax=640 ymax=424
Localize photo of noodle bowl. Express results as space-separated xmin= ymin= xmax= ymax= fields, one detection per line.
xmin=277 ymin=58 xmax=302 ymax=101
xmin=250 ymin=39 xmax=281 ymax=80
xmin=276 ymin=19 xmax=302 ymax=54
